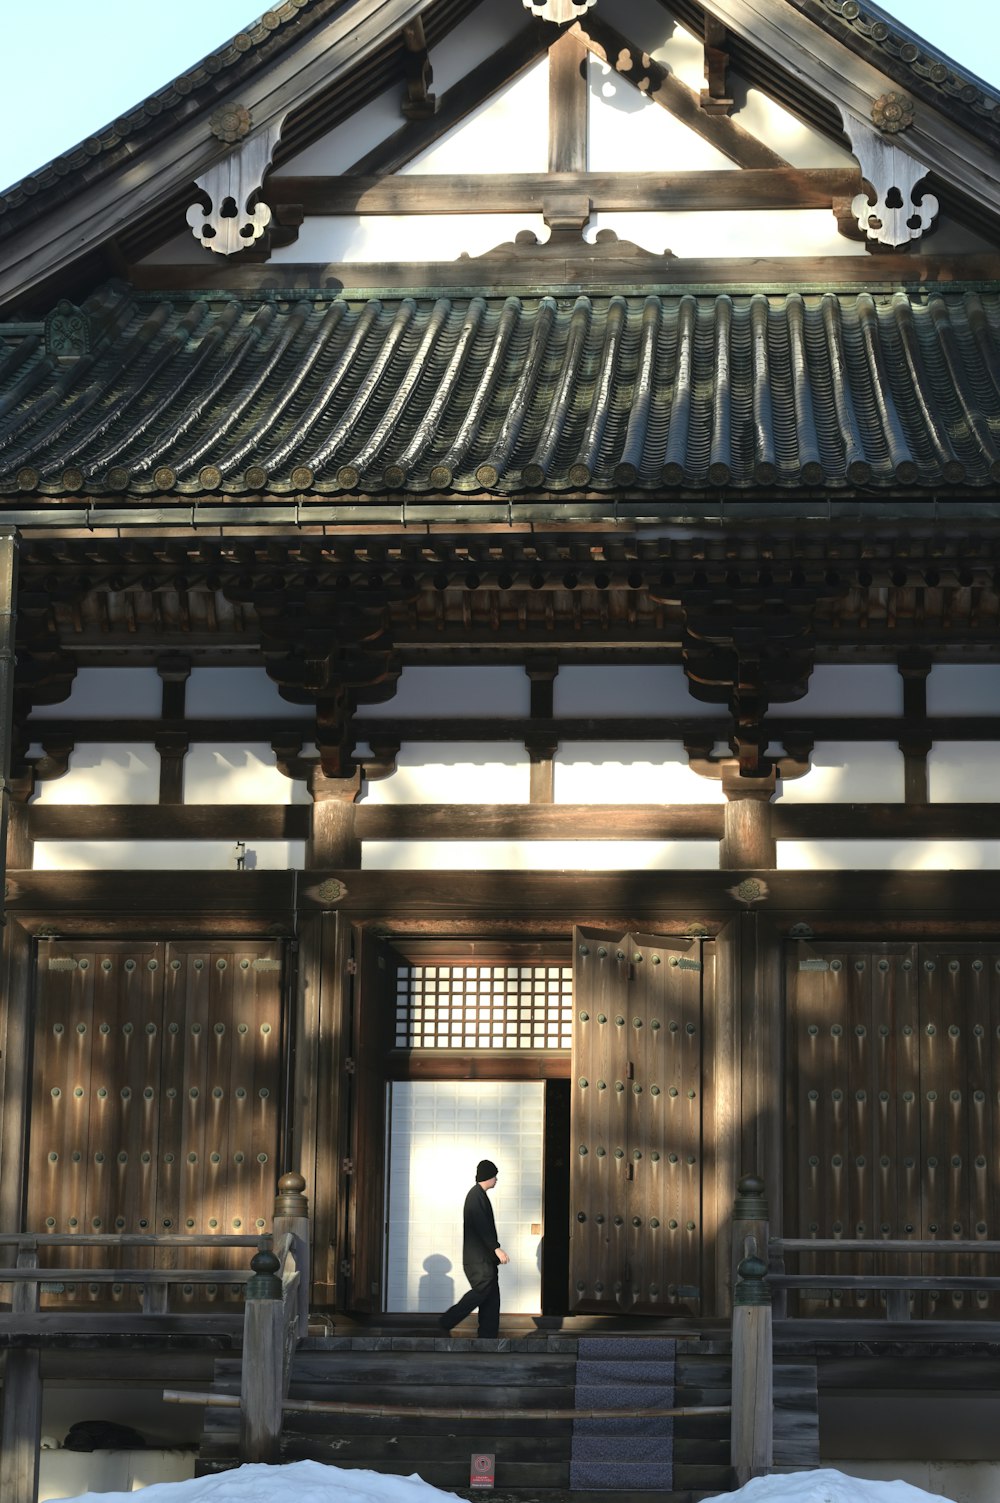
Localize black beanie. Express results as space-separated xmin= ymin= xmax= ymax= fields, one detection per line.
xmin=476 ymin=1159 xmax=499 ymax=1181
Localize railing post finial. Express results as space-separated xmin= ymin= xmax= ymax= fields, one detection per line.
xmin=245 ymin=1249 xmax=282 ymax=1301
xmin=733 ymin=1174 xmax=769 ymax=1221
xmin=274 ymin=1172 xmax=308 ymax=1219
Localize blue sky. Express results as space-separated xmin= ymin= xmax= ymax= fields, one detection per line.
xmin=1 ymin=0 xmax=997 ymax=190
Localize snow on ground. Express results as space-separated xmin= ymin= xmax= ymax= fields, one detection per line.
xmin=57 ymin=1461 xmax=951 ymax=1503
xmin=710 ymin=1471 xmax=949 ymax=1502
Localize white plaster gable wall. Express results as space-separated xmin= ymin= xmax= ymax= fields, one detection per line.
xmin=362 ymin=839 xmax=718 ymax=870
xmin=401 ymin=56 xmax=549 ymax=174
xmin=361 ymin=742 xmax=530 ymax=804
xmin=587 ymin=55 xmax=732 ymax=174
xmin=30 ymin=666 xmax=162 ymax=718
xmin=32 ymin=841 xmax=304 ymax=872
xmin=30 ymin=744 xmax=160 ymax=806
xmin=774 ymin=743 xmax=904 ymax=803
xmin=271 ymin=210 xmax=551 ymax=265
xmin=586 ymin=208 xmax=863 ymax=258
xmin=554 ymin=741 xmax=727 ymax=804
xmin=183 ymin=744 xmax=307 ymax=805
xmin=364 ymin=665 xmax=530 ymax=717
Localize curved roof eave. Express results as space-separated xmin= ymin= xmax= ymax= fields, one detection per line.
xmin=0 ymin=0 xmax=438 ymax=311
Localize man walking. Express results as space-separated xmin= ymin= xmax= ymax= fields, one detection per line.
xmin=438 ymin=1159 xmax=510 ymax=1338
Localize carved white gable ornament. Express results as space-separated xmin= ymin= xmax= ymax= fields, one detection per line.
xmin=186 ymin=109 xmax=287 ymax=256
xmin=521 ymin=0 xmax=598 ymax=20
xmin=839 ymin=97 xmax=938 ymax=248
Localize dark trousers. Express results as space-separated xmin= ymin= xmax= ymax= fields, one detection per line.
xmin=441 ymin=1274 xmax=500 ymax=1338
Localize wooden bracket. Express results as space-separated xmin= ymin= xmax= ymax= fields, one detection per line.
xmin=402 ymin=18 xmax=437 ymax=120
xmin=701 ymin=18 xmax=734 ymax=115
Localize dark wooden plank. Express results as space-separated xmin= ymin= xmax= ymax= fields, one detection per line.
xmin=27 ymin=806 xmax=310 ymax=841
xmin=356 ymin=805 xmax=722 ymax=840
xmin=0 ymin=1348 xmax=41 ymax=1503
xmin=5 ymin=871 xmax=297 ymax=918
xmin=126 ymin=251 xmax=1000 ymax=295
xmin=267 ymin=168 xmax=859 ymax=215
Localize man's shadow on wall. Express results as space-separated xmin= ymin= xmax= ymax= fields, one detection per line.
xmin=418 ymin=1254 xmax=454 ymax=1311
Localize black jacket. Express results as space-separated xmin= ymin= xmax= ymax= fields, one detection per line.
xmin=462 ymin=1183 xmax=500 ymax=1288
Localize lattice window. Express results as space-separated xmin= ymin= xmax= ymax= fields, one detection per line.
xmin=395 ymin=964 xmax=573 ymax=1049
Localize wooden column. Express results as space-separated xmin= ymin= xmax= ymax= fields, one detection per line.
xmin=730 ymin=1252 xmax=773 ymax=1486
xmin=526 ymin=661 xmax=558 ymax=804
xmin=720 ymin=766 xmax=776 ymax=869
xmin=307 ymin=767 xmax=362 ymax=868
xmin=0 ymin=532 xmax=18 ymax=921
xmin=898 ymin=652 xmax=931 ymax=805
xmin=156 ymin=656 xmax=191 ymax=804
xmin=549 ymin=30 xmax=589 ymax=173
xmin=0 ymin=1348 xmax=42 ymax=1503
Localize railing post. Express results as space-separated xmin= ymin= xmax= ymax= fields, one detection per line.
xmin=731 ymin=1254 xmax=773 ymax=1487
xmin=273 ymin=1172 xmax=310 ymax=1338
xmin=732 ymin=1173 xmax=782 ymax=1316
xmin=240 ymin=1249 xmax=284 ymax=1464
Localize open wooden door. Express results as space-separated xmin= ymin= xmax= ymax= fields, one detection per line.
xmin=570 ymin=927 xmax=704 ymax=1315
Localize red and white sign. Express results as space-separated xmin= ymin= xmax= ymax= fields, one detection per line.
xmin=470 ymin=1453 xmax=495 ymax=1488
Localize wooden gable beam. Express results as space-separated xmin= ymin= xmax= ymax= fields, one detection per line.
xmin=572 ymin=12 xmax=788 ymax=169
xmin=549 ymin=29 xmax=589 ymax=172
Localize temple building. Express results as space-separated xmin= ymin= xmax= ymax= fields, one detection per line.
xmin=3 ymin=0 xmax=1000 ymax=1497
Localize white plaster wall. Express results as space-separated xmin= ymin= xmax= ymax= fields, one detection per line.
xmin=588 ymin=55 xmax=730 ymax=174
xmin=31 ymin=667 xmax=161 ymax=718
xmin=402 ymin=56 xmax=549 ymax=174
xmin=183 ymin=744 xmax=308 ymax=804
xmin=364 ymin=666 xmax=530 ymax=718
xmin=362 ymin=839 xmax=717 ymax=870
xmin=775 ymin=743 xmax=904 ymax=804
xmin=928 ymin=742 xmax=1000 ymax=802
xmin=32 ymin=841 xmax=303 ymax=872
xmin=186 ymin=667 xmax=311 ymax=718
xmin=555 ymin=741 xmax=726 ymax=804
xmin=586 ymin=207 xmax=862 ymax=258
xmin=553 ymin=664 xmax=715 ymax=717
xmin=30 ymin=745 xmax=160 ymax=806
xmin=361 ymin=743 xmax=529 ymax=804
xmin=271 ymin=211 xmax=550 ymax=265
xmin=777 ymin=840 xmax=1000 ymax=870
xmin=779 ymin=665 xmax=904 ymax=718
xmin=927 ymin=664 xmax=1000 ymax=715
xmin=386 ymin=1081 xmax=544 ymax=1314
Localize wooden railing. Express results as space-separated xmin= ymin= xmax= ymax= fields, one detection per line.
xmin=0 ymin=1173 xmax=311 ymax=1503
xmin=729 ymin=1173 xmax=1000 ymax=1489
xmin=766 ymin=1235 xmax=1000 ymax=1321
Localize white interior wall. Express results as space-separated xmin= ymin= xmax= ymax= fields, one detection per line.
xmin=32 ymin=841 xmax=303 ymax=872
xmin=554 ymin=741 xmax=726 ymax=804
xmin=385 ymin=1081 xmax=544 ymax=1314
xmin=362 ymin=743 xmax=529 ymax=804
xmin=362 ymin=839 xmax=718 ymax=870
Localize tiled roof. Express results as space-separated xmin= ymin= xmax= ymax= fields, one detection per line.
xmin=3 ymin=284 xmax=1000 ymax=498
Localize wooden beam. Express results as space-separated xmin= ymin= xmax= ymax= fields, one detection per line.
xmin=354 ymin=804 xmax=723 ymax=840
xmin=573 ymin=13 xmax=788 ymax=169
xmin=27 ymin=806 xmax=310 ymax=840
xmin=127 ymin=250 xmax=1000 ymax=296
xmin=265 ymin=168 xmax=859 ymax=215
xmin=549 ymin=30 xmax=589 ymax=175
